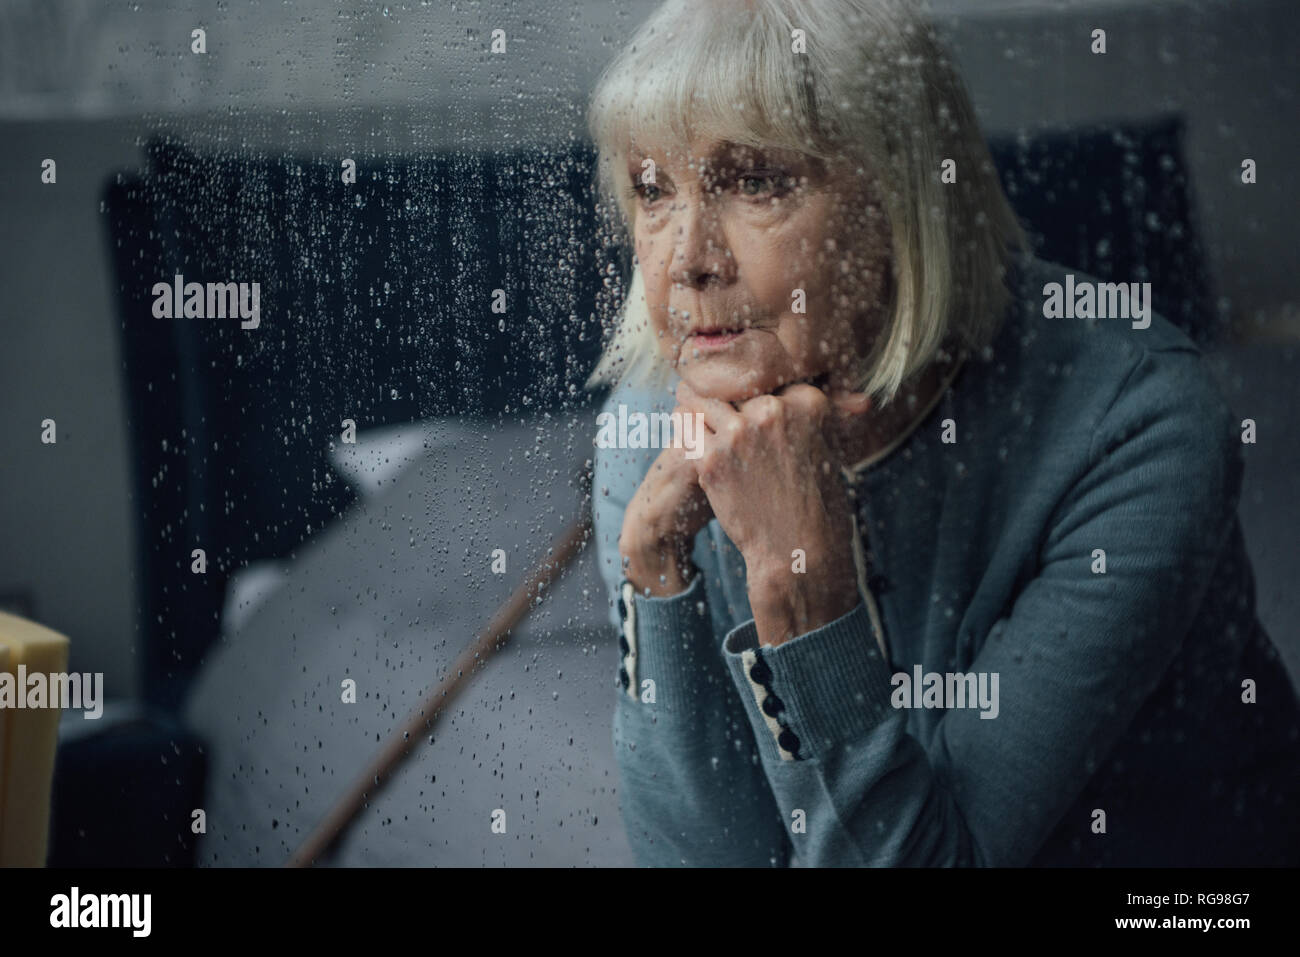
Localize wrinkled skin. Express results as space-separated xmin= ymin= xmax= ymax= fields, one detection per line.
xmin=618 ymin=137 xmax=942 ymax=645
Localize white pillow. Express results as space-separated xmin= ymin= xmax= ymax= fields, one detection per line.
xmin=222 ymin=420 xmax=461 ymax=635
xmin=328 ymin=420 xmax=455 ymax=498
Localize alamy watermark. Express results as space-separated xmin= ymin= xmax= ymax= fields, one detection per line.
xmin=891 ymin=665 xmax=999 ymax=719
xmin=595 ymin=404 xmax=706 ymax=459
xmin=151 ymin=274 xmax=260 ymax=329
xmin=50 ymin=887 xmax=151 ymax=937
xmin=1042 ymin=274 xmax=1152 ymax=329
xmin=0 ymin=667 xmax=103 ymax=719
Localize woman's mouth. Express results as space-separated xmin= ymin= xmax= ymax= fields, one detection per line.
xmin=686 ymin=329 xmax=745 ymax=352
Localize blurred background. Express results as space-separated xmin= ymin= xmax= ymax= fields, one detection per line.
xmin=0 ymin=0 xmax=1296 ymax=866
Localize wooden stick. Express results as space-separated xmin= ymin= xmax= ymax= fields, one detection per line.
xmin=286 ymin=510 xmax=593 ymax=867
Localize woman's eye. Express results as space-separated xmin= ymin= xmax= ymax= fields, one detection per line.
xmin=631 ymin=182 xmax=665 ymax=206
xmin=627 ymin=170 xmax=792 ymax=208
xmin=737 ymin=171 xmax=792 ymax=198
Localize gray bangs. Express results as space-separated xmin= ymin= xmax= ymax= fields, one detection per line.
xmin=587 ymin=1 xmax=848 ymax=228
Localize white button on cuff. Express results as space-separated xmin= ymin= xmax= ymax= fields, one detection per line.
xmin=619 ymin=580 xmax=638 ymax=700
xmin=741 ymin=648 xmax=800 ymax=761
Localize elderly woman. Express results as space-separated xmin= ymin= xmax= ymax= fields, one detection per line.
xmin=585 ymin=0 xmax=1300 ymax=866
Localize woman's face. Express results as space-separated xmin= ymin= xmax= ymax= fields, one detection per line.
xmin=628 ymin=138 xmax=892 ymax=403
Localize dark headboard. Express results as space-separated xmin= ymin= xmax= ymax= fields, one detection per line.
xmin=104 ymin=138 xmax=617 ymax=711
xmin=988 ymin=113 xmax=1216 ymax=343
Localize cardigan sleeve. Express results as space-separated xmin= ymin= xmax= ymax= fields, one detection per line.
xmin=716 ymin=346 xmax=1244 ymax=866
xmin=592 ymin=394 xmax=790 ymax=867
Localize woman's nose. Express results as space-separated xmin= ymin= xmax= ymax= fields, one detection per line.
xmin=669 ymin=198 xmax=735 ymax=288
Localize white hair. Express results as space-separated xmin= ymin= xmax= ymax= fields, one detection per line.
xmin=583 ymin=0 xmax=1027 ymax=407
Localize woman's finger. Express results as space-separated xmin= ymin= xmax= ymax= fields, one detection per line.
xmin=773 ymin=382 xmax=832 ymax=424
xmin=676 ymin=379 xmax=741 ymax=435
xmin=822 ymin=390 xmax=873 ymax=466
xmin=776 ymin=383 xmax=873 ymax=465
xmin=826 ymin=389 xmax=872 ymax=421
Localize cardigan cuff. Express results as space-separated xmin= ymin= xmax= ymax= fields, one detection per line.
xmin=721 ymin=599 xmax=897 ymax=761
xmin=617 ymin=572 xmax=720 ymax=715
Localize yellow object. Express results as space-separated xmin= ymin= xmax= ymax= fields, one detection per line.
xmin=0 ymin=611 xmax=70 ymax=867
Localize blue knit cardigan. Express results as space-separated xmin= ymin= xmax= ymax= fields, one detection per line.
xmin=592 ymin=253 xmax=1300 ymax=866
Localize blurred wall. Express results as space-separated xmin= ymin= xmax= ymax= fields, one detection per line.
xmin=0 ymin=0 xmax=1295 ymax=700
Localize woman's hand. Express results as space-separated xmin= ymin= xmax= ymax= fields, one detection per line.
xmin=677 ymin=380 xmax=871 ymax=647
xmin=618 ymin=407 xmax=715 ymax=597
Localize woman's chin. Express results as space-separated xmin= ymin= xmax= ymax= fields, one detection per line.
xmin=677 ymin=359 xmax=784 ymax=403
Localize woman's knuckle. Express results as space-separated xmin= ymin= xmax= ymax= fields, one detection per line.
xmin=748 ymin=396 xmax=782 ymax=426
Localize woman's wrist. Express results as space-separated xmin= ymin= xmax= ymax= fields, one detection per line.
xmin=747 ymin=552 xmax=859 ymax=647
xmin=621 ymin=535 xmax=698 ymax=597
